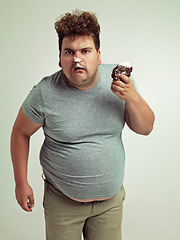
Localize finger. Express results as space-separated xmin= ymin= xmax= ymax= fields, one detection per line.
xmin=111 ymin=82 xmax=124 ymax=92
xmin=112 ymin=80 xmax=126 ymax=88
xmin=119 ymin=74 xmax=130 ymax=84
xmin=111 ymin=86 xmax=123 ymax=100
xmin=21 ymin=201 xmax=32 ymax=212
xmin=28 ymin=194 xmax=35 ymax=209
xmin=111 ymin=85 xmax=123 ymax=96
xmin=16 ymin=197 xmax=31 ymax=212
xmin=27 ymin=201 xmax=33 ymax=211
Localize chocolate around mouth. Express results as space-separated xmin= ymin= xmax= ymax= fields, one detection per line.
xmin=74 ymin=66 xmax=86 ymax=71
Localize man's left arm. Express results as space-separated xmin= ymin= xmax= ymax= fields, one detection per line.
xmin=111 ymin=74 xmax=155 ymax=135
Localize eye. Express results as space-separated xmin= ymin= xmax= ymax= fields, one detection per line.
xmin=82 ymin=49 xmax=90 ymax=54
xmin=65 ymin=50 xmax=74 ymax=55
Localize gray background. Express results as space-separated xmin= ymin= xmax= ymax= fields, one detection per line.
xmin=1 ymin=0 xmax=180 ymax=239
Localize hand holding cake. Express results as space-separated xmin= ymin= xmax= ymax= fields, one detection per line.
xmin=111 ymin=62 xmax=133 ymax=81
xmin=111 ymin=62 xmax=138 ymax=102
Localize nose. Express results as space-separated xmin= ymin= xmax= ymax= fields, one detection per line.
xmin=73 ymin=51 xmax=83 ymax=61
xmin=73 ymin=57 xmax=82 ymax=63
xmin=73 ymin=56 xmax=82 ymax=63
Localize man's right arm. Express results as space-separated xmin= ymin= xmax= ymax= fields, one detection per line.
xmin=10 ymin=108 xmax=43 ymax=212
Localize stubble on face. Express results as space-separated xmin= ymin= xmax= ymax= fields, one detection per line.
xmin=59 ymin=36 xmax=101 ymax=90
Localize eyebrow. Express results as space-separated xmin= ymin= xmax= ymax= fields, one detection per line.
xmin=63 ymin=47 xmax=93 ymax=52
xmin=63 ymin=48 xmax=73 ymax=51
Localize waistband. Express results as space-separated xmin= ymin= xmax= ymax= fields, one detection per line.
xmin=42 ymin=173 xmax=105 ymax=204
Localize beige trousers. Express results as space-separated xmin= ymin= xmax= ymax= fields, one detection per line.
xmin=43 ymin=181 xmax=125 ymax=240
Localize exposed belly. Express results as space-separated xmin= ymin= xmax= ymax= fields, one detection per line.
xmin=70 ymin=195 xmax=114 ymax=202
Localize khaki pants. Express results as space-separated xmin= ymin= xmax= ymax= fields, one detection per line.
xmin=43 ymin=181 xmax=125 ymax=240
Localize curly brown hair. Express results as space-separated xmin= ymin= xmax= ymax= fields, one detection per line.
xmin=55 ymin=9 xmax=100 ymax=52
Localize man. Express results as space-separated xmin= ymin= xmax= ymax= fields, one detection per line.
xmin=11 ymin=9 xmax=155 ymax=240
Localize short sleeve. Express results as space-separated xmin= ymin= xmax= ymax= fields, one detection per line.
xmin=22 ymin=82 xmax=45 ymax=124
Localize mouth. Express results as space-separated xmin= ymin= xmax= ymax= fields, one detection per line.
xmin=73 ymin=63 xmax=86 ymax=72
xmin=74 ymin=67 xmax=85 ymax=71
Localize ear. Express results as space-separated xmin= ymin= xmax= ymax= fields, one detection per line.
xmin=98 ymin=50 xmax=101 ymax=66
xmin=58 ymin=53 xmax=62 ymax=68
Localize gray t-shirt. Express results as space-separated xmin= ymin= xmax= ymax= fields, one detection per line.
xmin=22 ymin=64 xmax=138 ymax=199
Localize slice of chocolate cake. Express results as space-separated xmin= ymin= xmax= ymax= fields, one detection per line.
xmin=111 ymin=62 xmax=133 ymax=81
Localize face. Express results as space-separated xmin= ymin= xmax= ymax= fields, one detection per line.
xmin=59 ymin=35 xmax=101 ymax=90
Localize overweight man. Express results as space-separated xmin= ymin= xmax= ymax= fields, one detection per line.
xmin=11 ymin=9 xmax=155 ymax=240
